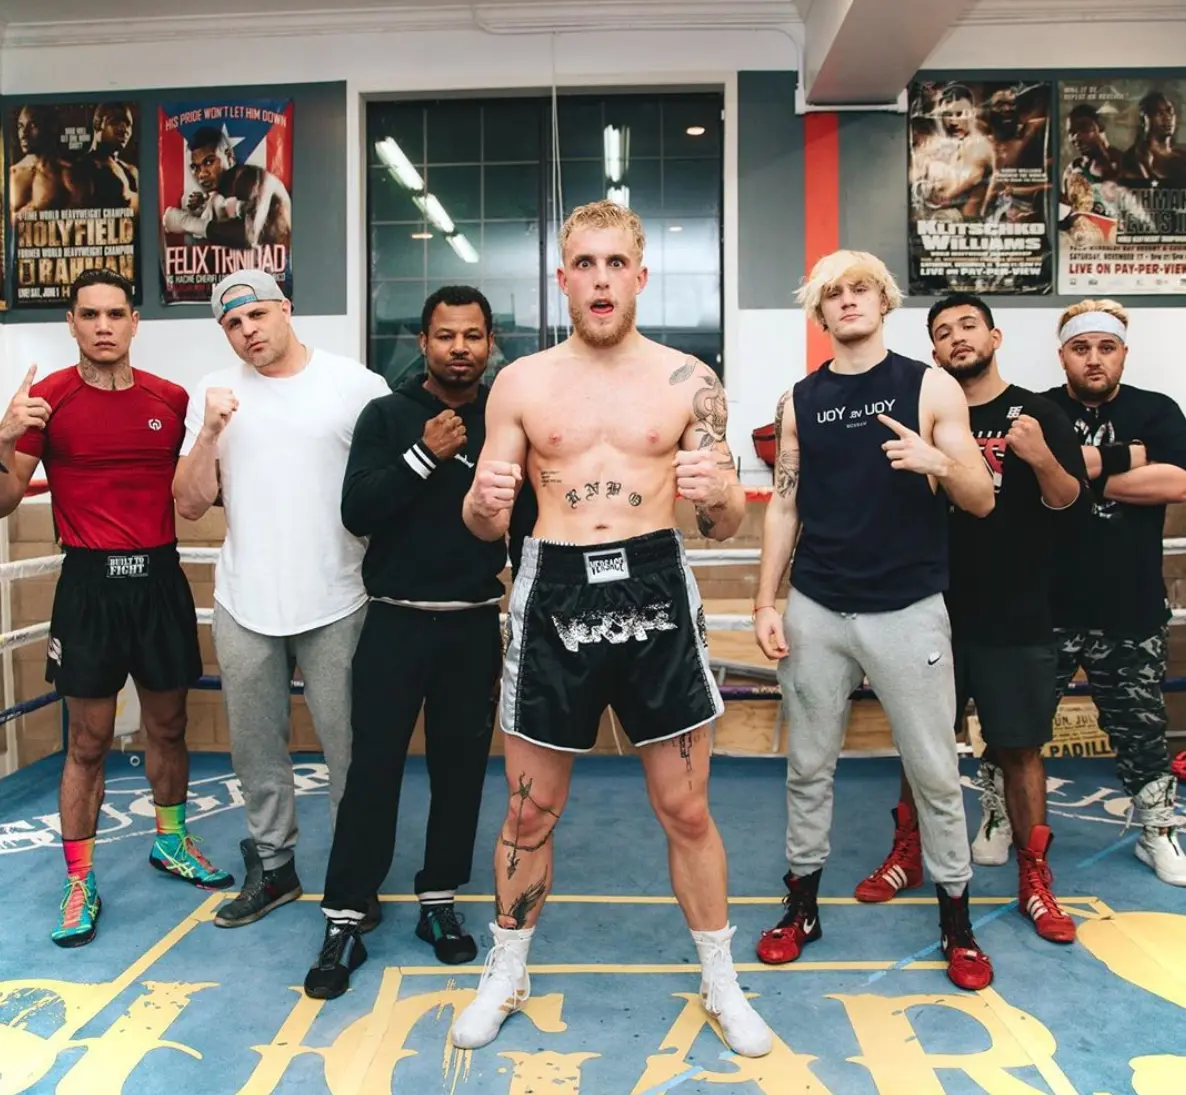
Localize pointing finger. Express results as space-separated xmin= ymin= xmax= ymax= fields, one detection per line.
xmin=20 ymin=364 xmax=37 ymax=392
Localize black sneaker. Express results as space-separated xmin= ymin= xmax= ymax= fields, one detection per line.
xmin=360 ymin=894 xmax=382 ymax=935
xmin=415 ymin=903 xmax=477 ymax=964
xmin=304 ymin=919 xmax=367 ymax=1000
xmin=213 ymin=839 xmax=302 ymax=928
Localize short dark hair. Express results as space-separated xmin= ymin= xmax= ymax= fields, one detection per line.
xmin=69 ymin=268 xmax=135 ymax=310
xmin=927 ymin=292 xmax=994 ymax=340
xmin=189 ymin=126 xmax=229 ymax=154
xmin=420 ymin=285 xmax=493 ymax=336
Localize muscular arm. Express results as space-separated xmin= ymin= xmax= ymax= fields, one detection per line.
xmin=463 ymin=368 xmax=528 ymax=541
xmin=0 ymin=451 xmax=43 ymax=518
xmin=755 ymin=390 xmax=800 ymax=609
xmin=676 ymin=361 xmax=744 ymax=541
xmin=205 ymin=173 xmax=286 ymax=249
xmin=1102 ymin=465 xmax=1186 ymax=505
xmin=925 ymin=368 xmax=995 ymax=517
xmin=173 ymin=431 xmax=221 ymax=522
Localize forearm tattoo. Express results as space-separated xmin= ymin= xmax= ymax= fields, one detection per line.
xmin=773 ymin=392 xmax=799 ymax=498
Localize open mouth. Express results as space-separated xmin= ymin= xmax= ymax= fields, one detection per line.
xmin=590 ymin=299 xmax=614 ymax=317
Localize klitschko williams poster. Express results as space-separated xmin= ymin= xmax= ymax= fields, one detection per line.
xmin=158 ymin=97 xmax=293 ymax=305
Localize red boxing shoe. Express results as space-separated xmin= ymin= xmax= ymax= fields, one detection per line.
xmin=756 ymin=869 xmax=822 ymax=965
xmin=937 ymin=885 xmax=994 ymax=991
xmin=854 ymin=802 xmax=924 ymax=903
xmin=1018 ymin=825 xmax=1076 ymax=944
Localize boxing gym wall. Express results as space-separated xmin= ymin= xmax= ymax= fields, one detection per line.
xmin=0 ymin=5 xmax=1184 ymax=770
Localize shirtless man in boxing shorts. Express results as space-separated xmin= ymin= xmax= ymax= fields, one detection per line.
xmin=443 ymin=199 xmax=772 ymax=1057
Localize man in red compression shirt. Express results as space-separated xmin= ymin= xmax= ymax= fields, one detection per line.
xmin=0 ymin=268 xmax=233 ymax=948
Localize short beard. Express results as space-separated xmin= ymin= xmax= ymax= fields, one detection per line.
xmin=944 ymin=353 xmax=993 ymax=382
xmin=1069 ymin=375 xmax=1120 ymax=404
xmin=571 ymin=297 xmax=636 ymax=348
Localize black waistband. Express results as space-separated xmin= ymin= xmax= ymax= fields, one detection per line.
xmin=61 ymin=543 xmax=181 ymax=578
xmin=526 ymin=528 xmax=685 ymax=584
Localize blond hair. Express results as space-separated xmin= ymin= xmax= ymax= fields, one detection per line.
xmin=559 ymin=199 xmax=646 ymax=262
xmin=796 ymin=250 xmax=903 ymax=329
xmin=1057 ymin=298 xmax=1129 ymax=334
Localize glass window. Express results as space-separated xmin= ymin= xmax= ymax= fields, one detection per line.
xmin=366 ymin=89 xmax=724 ymax=386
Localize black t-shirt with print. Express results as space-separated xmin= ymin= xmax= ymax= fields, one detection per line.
xmin=1042 ymin=383 xmax=1186 ymax=636
xmin=946 ymin=385 xmax=1087 ymax=645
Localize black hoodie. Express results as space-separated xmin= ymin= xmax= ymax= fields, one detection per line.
xmin=341 ymin=371 xmax=507 ymax=603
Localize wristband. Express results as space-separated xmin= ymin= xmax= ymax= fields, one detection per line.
xmin=1098 ymin=443 xmax=1131 ymax=478
xmin=752 ymin=604 xmax=775 ymax=616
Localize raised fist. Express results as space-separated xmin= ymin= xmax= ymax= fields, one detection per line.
xmin=423 ymin=409 xmax=466 ymax=461
xmin=471 ymin=460 xmax=521 ymax=517
xmin=0 ymin=365 xmax=50 ymax=445
xmin=203 ymin=387 xmax=238 ymax=437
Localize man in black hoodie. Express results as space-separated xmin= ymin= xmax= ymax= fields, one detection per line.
xmin=304 ymin=285 xmax=508 ymax=998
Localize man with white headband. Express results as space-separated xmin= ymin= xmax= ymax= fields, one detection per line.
xmin=173 ymin=270 xmax=391 ymax=925
xmin=991 ymin=298 xmax=1186 ymax=887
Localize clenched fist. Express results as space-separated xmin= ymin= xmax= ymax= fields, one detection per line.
xmin=753 ymin=605 xmax=789 ymax=661
xmin=0 ymin=365 xmax=50 ymax=445
xmin=202 ymin=387 xmax=238 ymax=437
xmin=674 ymin=449 xmax=730 ymax=507
xmin=1004 ymin=414 xmax=1051 ymax=468
xmin=471 ymin=461 xmax=521 ymax=517
xmin=423 ymin=409 xmax=466 ymax=461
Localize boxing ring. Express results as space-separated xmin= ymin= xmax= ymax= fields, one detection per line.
xmin=2 ymin=503 xmax=1186 ymax=1094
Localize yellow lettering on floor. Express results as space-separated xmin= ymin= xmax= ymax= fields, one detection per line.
xmin=831 ymin=991 xmax=1080 ymax=1095
xmin=500 ymin=1052 xmax=601 ymax=1094
xmin=1129 ymin=1054 xmax=1186 ymax=1095
xmin=630 ymin=992 xmax=835 ymax=1094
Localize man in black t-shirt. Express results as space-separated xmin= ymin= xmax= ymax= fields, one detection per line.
xmin=1040 ymin=301 xmax=1186 ymax=887
xmin=855 ymin=293 xmax=1089 ymax=943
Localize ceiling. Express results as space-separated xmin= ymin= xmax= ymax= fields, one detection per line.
xmin=0 ymin=0 xmax=1168 ymax=106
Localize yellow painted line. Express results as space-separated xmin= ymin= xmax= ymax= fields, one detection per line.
xmin=294 ymin=893 xmax=1098 ymax=907
xmin=387 ymin=961 xmax=951 ymax=975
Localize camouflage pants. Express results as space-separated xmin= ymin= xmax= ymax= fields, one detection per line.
xmin=1054 ymin=625 xmax=1171 ymax=795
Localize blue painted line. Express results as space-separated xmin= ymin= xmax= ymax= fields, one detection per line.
xmin=1073 ymin=830 xmax=1140 ymax=870
xmin=633 ymin=1061 xmax=703 ymax=1095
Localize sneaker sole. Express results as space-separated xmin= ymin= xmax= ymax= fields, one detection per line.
xmin=51 ymin=897 xmax=102 ymax=949
xmin=213 ymin=886 xmax=303 ymax=928
xmin=149 ymin=856 xmax=236 ymax=891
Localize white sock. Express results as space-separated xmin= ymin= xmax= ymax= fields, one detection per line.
xmin=418 ymin=890 xmax=456 ymax=906
xmin=322 ymin=907 xmax=365 ymax=923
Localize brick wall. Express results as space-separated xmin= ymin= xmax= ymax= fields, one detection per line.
xmin=4 ymin=498 xmax=1183 ymax=769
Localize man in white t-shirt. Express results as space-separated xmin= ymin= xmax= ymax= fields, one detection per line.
xmin=173 ymin=269 xmax=389 ymax=929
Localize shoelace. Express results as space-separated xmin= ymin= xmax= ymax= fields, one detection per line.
xmin=698 ymin=940 xmax=740 ymax=1015
xmin=177 ymin=834 xmax=219 ymax=872
xmin=425 ymin=905 xmax=465 ymax=938
xmin=1020 ymin=855 xmax=1061 ymax=915
xmin=319 ymin=923 xmax=358 ymax=968
xmin=477 ymin=937 xmax=526 ymax=996
xmin=874 ymin=828 xmax=919 ymax=880
xmin=976 ymin=772 xmax=1008 ymax=830
xmin=60 ymin=876 xmax=91 ymax=926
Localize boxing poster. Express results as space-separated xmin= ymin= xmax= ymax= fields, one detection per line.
xmin=6 ymin=101 xmax=141 ymax=307
xmin=907 ymin=80 xmax=1054 ymax=295
xmin=1057 ymin=79 xmax=1186 ymax=294
xmin=157 ymin=97 xmax=293 ymax=306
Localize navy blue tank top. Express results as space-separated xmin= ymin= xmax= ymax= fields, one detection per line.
xmin=791 ymin=352 xmax=948 ymax=613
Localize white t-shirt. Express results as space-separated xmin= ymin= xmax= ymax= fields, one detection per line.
xmin=182 ymin=349 xmax=390 ymax=636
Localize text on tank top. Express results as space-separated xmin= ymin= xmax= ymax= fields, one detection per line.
xmin=791 ymin=351 xmax=948 ymax=613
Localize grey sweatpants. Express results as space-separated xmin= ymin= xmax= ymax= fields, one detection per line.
xmin=214 ymin=601 xmax=367 ymax=870
xmin=777 ymin=587 xmax=972 ymax=888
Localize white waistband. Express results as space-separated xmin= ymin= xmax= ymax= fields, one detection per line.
xmin=370 ymin=597 xmax=501 ymax=612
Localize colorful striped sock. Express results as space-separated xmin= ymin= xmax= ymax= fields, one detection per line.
xmin=154 ymin=801 xmax=187 ymax=837
xmin=63 ymin=837 xmax=94 ymax=880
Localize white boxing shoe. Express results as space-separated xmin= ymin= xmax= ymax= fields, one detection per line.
xmin=1132 ymin=776 xmax=1186 ymax=887
xmin=971 ymin=761 xmax=1012 ymax=866
xmin=693 ymin=923 xmax=774 ymax=1058
xmin=450 ymin=923 xmax=533 ymax=1050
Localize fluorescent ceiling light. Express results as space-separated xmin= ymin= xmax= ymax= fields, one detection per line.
xmin=606 ymin=185 xmax=630 ymax=208
xmin=669 ymin=225 xmax=683 ymax=232
xmin=374 ymin=137 xmax=423 ymax=190
xmin=412 ymin=193 xmax=455 ymax=234
xmin=686 ymin=125 xmax=706 ymax=136
xmin=411 ymin=232 xmax=432 ymax=239
xmin=603 ymin=124 xmax=629 ymax=183
xmin=448 ymin=234 xmax=480 ymax=263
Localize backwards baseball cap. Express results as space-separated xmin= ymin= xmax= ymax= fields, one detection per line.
xmin=211 ymin=269 xmax=286 ymax=321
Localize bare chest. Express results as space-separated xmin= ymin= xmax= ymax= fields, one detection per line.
xmin=525 ymin=377 xmax=687 ymax=459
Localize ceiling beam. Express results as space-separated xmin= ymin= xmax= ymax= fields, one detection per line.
xmin=802 ymin=0 xmax=974 ymax=106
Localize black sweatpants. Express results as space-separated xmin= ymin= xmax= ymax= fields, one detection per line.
xmin=322 ymin=602 xmax=501 ymax=914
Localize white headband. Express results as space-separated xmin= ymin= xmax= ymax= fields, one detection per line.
xmin=1059 ymin=311 xmax=1127 ymax=345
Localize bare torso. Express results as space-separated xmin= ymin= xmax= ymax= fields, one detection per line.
xmin=507 ymin=336 xmax=719 ymax=544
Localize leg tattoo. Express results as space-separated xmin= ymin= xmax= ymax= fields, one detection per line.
xmin=496 ymin=875 xmax=549 ymax=930
xmin=502 ymin=773 xmax=560 ymax=880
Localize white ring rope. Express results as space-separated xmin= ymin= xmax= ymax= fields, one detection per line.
xmin=0 ymin=545 xmax=1183 ymax=651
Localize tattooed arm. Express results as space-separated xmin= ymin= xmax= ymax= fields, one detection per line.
xmin=753 ymin=390 xmax=800 ymax=659
xmin=673 ymin=358 xmax=745 ymax=541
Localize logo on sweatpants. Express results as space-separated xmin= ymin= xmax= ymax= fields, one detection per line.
xmin=583 ymin=548 xmax=630 ymax=584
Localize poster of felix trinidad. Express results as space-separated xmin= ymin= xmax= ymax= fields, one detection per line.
xmin=157 ymin=97 xmax=293 ymax=305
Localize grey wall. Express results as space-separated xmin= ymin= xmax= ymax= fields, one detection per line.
xmin=3 ymin=80 xmax=347 ymax=322
xmin=737 ymin=71 xmax=803 ymax=310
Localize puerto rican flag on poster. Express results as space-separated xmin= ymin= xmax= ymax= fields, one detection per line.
xmin=157 ymin=98 xmax=293 ymax=305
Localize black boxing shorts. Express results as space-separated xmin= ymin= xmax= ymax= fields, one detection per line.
xmin=46 ymin=544 xmax=203 ymax=699
xmin=499 ymin=529 xmax=724 ymax=752
xmin=954 ymin=638 xmax=1059 ymax=750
